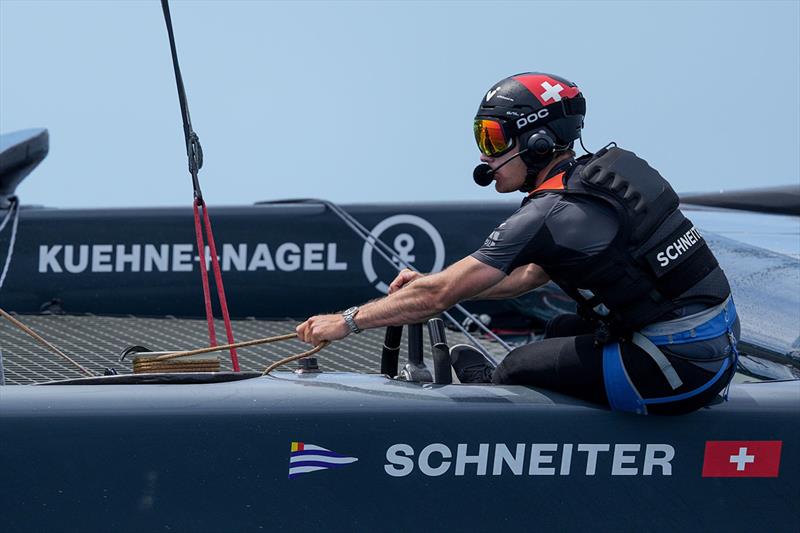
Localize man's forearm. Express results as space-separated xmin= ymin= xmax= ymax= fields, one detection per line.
xmin=354 ymin=257 xmax=507 ymax=330
xmin=295 ymin=257 xmax=506 ymax=345
xmin=355 ymin=277 xmax=448 ymax=329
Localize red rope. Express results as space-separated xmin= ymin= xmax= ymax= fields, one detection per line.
xmin=192 ymin=198 xmax=240 ymax=371
xmin=199 ymin=199 xmax=240 ymax=371
xmin=193 ymin=199 xmax=218 ymax=348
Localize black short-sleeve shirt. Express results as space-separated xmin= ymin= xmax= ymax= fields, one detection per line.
xmin=471 ymin=191 xmax=620 ymax=275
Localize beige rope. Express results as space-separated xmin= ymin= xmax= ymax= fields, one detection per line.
xmin=0 ymin=308 xmax=94 ymax=377
xmin=151 ymin=332 xmax=329 ymax=375
xmin=263 ymin=341 xmax=328 ymax=375
xmin=152 ymin=332 xmax=299 ymax=361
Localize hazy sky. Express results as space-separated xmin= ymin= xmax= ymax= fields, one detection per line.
xmin=1 ymin=0 xmax=798 ymax=208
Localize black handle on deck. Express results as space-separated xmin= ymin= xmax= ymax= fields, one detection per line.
xmin=408 ymin=323 xmax=424 ymax=366
xmin=380 ymin=326 xmax=403 ymax=377
xmin=427 ymin=318 xmax=452 ymax=385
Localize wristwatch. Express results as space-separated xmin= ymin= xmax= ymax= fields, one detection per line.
xmin=342 ymin=306 xmax=362 ymax=334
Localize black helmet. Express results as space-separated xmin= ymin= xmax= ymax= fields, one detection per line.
xmin=473 ymin=72 xmax=586 ymax=157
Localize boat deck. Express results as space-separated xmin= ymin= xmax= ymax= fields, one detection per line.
xmin=0 ymin=313 xmax=509 ymax=385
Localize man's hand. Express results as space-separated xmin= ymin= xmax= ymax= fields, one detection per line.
xmin=296 ymin=314 xmax=350 ymax=346
xmin=388 ymin=268 xmax=424 ymax=294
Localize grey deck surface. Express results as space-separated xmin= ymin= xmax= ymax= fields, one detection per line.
xmin=0 ymin=314 xmax=510 ymax=385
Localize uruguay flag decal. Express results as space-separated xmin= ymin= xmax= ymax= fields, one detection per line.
xmin=289 ymin=442 xmax=359 ymax=479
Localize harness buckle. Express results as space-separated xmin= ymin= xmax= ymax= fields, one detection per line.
xmin=593 ymin=322 xmax=611 ymax=348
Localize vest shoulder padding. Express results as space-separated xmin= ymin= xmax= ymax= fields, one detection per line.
xmin=576 ymin=147 xmax=679 ymax=245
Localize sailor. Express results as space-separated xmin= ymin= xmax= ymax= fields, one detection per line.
xmin=297 ymin=72 xmax=740 ymax=415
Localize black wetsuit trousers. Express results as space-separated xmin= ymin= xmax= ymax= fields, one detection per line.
xmin=491 ymin=314 xmax=737 ymax=415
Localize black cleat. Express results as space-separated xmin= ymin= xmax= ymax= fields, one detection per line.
xmin=450 ymin=344 xmax=495 ymax=384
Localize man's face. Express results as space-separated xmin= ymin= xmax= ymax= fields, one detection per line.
xmin=480 ymin=142 xmax=527 ymax=193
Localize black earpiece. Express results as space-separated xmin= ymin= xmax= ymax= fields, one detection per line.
xmin=526 ymin=130 xmax=555 ymax=156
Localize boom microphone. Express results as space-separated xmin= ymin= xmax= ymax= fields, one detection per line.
xmin=472 ymin=149 xmax=528 ymax=187
xmin=473 ymin=164 xmax=494 ymax=187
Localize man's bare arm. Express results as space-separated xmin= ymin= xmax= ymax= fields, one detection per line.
xmin=355 ymin=256 xmax=507 ymax=329
xmin=471 ymin=263 xmax=550 ymax=300
xmin=295 ymin=256 xmax=506 ymax=345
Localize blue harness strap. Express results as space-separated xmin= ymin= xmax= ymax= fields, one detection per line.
xmin=643 ymin=297 xmax=738 ymax=346
xmin=603 ymin=343 xmax=647 ymax=414
xmin=602 ymin=298 xmax=739 ymax=414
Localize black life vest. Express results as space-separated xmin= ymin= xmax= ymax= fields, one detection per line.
xmin=531 ymin=145 xmax=730 ymax=331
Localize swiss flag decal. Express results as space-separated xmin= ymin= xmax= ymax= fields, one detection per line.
xmin=702 ymin=441 xmax=782 ymax=478
xmin=513 ymin=74 xmax=580 ymax=106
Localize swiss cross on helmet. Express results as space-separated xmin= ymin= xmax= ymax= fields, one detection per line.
xmin=474 ymin=72 xmax=586 ymax=158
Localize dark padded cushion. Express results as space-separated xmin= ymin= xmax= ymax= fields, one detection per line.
xmin=580 ymin=147 xmax=679 ymax=244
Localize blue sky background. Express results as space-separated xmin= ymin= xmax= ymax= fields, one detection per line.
xmin=1 ymin=0 xmax=798 ymax=208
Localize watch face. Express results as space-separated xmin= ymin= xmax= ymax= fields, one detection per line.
xmin=343 ymin=306 xmax=360 ymax=333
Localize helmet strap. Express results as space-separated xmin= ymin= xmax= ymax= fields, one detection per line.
xmin=518 ymin=139 xmax=557 ymax=192
xmin=519 ymin=160 xmax=550 ymax=192
xmin=518 ymin=145 xmax=578 ymax=192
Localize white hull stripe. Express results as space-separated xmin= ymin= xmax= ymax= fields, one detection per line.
xmin=288 ymin=465 xmax=328 ymax=475
xmin=290 ymin=455 xmax=358 ymax=465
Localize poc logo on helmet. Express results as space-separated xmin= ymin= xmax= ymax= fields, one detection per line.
xmin=515 ymin=108 xmax=549 ymax=129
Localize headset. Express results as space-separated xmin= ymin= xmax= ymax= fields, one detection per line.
xmin=524 ymin=129 xmax=556 ymax=157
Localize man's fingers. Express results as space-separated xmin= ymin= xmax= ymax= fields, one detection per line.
xmin=388 ymin=271 xmax=406 ymax=293
xmin=389 ymin=269 xmax=418 ymax=294
xmin=297 ymin=314 xmax=347 ymax=346
xmin=388 ymin=278 xmax=403 ymax=294
xmin=306 ymin=322 xmax=324 ymax=346
xmin=308 ymin=322 xmax=320 ymax=344
xmin=296 ymin=319 xmax=310 ymax=343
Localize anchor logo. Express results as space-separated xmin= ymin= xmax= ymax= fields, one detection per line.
xmin=361 ymin=214 xmax=446 ymax=294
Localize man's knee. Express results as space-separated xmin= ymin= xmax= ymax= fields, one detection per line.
xmin=544 ymin=313 xmax=593 ymax=338
xmin=491 ymin=343 xmax=555 ymax=385
xmin=491 ymin=346 xmax=524 ymax=384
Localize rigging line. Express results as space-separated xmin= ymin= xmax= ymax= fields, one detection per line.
xmin=0 ymin=308 xmax=94 ymax=377
xmin=160 ymin=0 xmax=238 ymax=370
xmin=160 ymin=0 xmax=203 ymax=197
xmin=0 ymin=198 xmax=20 ymax=291
xmin=200 ymin=199 xmax=240 ymax=371
xmin=193 ymin=200 xmax=218 ymax=346
xmin=0 ymin=197 xmax=16 ymax=232
xmin=271 ymin=198 xmax=512 ymax=354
